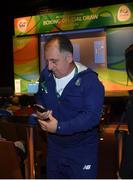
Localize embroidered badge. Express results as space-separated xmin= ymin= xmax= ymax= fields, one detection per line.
xmin=75 ymin=78 xmax=81 ymax=86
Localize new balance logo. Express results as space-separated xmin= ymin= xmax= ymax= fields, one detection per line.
xmin=83 ymin=165 xmax=91 ymax=170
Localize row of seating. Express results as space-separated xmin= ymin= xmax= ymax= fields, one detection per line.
xmin=0 ymin=116 xmax=47 ymax=178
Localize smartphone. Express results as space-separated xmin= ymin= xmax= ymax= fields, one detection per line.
xmin=33 ymin=104 xmax=48 ymax=113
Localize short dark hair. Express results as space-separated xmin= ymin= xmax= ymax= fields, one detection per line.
xmin=44 ymin=34 xmax=73 ymax=54
xmin=125 ymin=44 xmax=133 ymax=82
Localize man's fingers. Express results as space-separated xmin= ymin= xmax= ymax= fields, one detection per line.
xmin=38 ymin=119 xmax=47 ymax=131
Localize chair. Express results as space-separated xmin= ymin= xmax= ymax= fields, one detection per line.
xmin=0 ymin=139 xmax=24 ymax=178
xmin=0 ymin=117 xmax=47 ymax=178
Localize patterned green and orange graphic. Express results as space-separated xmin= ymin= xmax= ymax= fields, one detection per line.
xmin=13 ymin=35 xmax=39 ymax=93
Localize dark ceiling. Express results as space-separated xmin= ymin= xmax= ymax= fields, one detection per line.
xmin=7 ymin=0 xmax=133 ymax=17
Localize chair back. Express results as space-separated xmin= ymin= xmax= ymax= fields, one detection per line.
xmin=0 ymin=140 xmax=23 ymax=178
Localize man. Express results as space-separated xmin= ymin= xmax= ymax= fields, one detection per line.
xmin=36 ymin=34 xmax=105 ymax=179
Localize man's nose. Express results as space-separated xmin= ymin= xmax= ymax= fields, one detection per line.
xmin=47 ymin=62 xmax=53 ymax=70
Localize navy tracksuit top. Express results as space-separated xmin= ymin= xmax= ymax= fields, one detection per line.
xmin=36 ymin=65 xmax=105 ymax=147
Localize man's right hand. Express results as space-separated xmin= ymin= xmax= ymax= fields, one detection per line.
xmin=36 ymin=110 xmax=51 ymax=121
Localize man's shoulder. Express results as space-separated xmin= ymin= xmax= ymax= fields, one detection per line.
xmin=40 ymin=67 xmax=52 ymax=79
xmin=78 ymin=68 xmax=104 ymax=90
xmin=78 ymin=67 xmax=98 ymax=79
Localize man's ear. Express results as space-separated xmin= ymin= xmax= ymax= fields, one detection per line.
xmin=66 ymin=53 xmax=73 ymax=63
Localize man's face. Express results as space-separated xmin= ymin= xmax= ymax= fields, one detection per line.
xmin=44 ymin=40 xmax=73 ymax=78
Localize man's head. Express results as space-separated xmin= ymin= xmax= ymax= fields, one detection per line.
xmin=125 ymin=44 xmax=133 ymax=82
xmin=44 ymin=35 xmax=74 ymax=78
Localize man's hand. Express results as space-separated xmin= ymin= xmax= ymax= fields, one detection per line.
xmin=36 ymin=110 xmax=50 ymax=120
xmin=38 ymin=111 xmax=58 ymax=133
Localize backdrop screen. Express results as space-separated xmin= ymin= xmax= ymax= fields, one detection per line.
xmin=40 ymin=27 xmax=133 ymax=94
xmin=13 ymin=27 xmax=133 ymax=95
xmin=40 ymin=29 xmax=107 ymax=71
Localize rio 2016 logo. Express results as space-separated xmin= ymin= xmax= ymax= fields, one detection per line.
xmin=117 ymin=5 xmax=131 ymax=22
xmin=17 ymin=19 xmax=28 ymax=32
